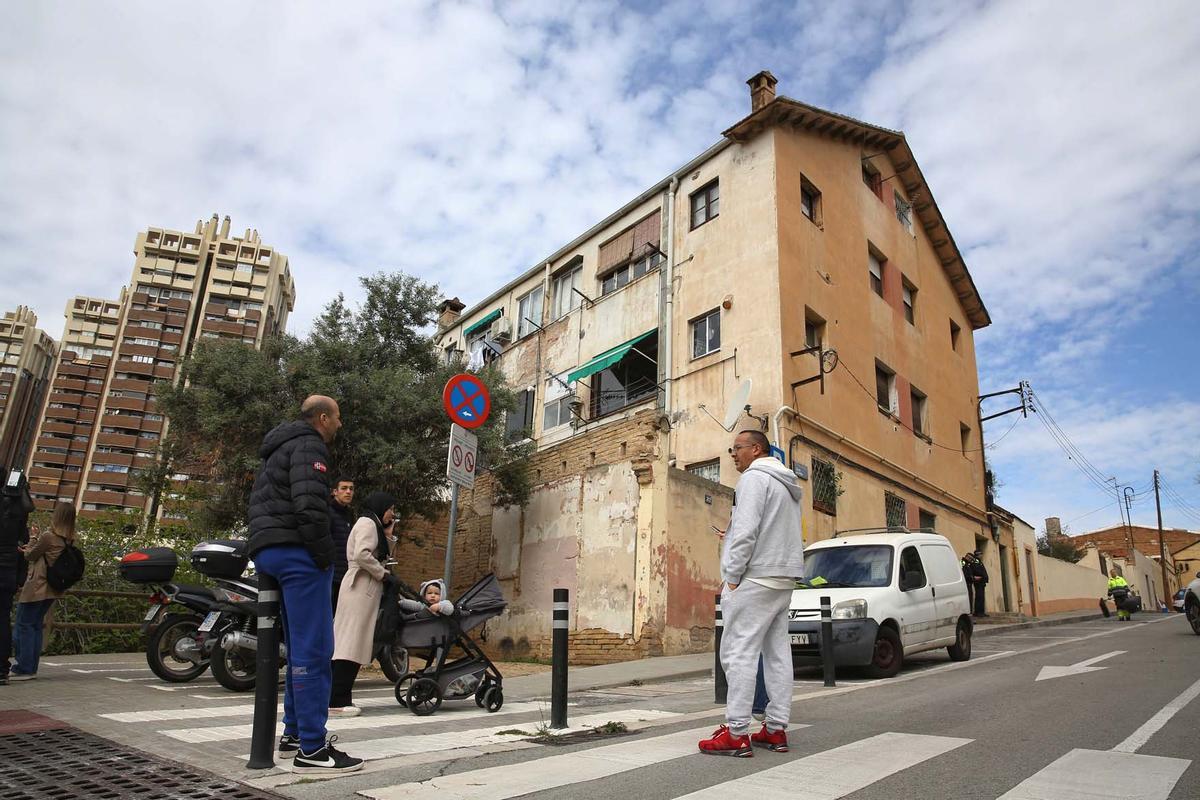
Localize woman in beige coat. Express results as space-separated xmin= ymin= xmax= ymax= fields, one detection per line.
xmin=329 ymin=491 xmax=396 ymax=715
xmin=11 ymin=501 xmax=76 ymax=680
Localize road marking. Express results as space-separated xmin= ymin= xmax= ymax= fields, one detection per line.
xmin=997 ymin=749 xmax=1189 ymax=800
xmin=1112 ymin=674 xmax=1200 ymax=753
xmin=159 ymin=701 xmax=558 ymax=741
xmin=108 ymin=676 xmax=160 ymax=683
xmin=1034 ymin=650 xmax=1125 ymax=682
xmin=105 ymin=697 xmax=551 ymax=725
xmin=675 ymin=732 xmax=971 ymax=799
xmin=360 ymin=726 xmax=710 ymax=799
xmin=71 ymin=667 xmax=152 ymax=674
xmin=42 ymin=660 xmax=144 ymax=667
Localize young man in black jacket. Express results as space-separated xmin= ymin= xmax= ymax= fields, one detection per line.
xmin=971 ymin=550 xmax=990 ymax=618
xmin=0 ymin=468 xmax=33 ymax=686
xmin=328 ymin=476 xmax=355 ymax=614
xmin=247 ymin=395 xmax=362 ymax=774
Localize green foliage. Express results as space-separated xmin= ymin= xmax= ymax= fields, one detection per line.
xmin=150 ymin=271 xmax=531 ymax=532
xmin=1037 ymin=527 xmax=1085 ymax=563
xmin=39 ymin=510 xmax=207 ymax=655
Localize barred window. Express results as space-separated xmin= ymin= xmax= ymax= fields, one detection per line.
xmin=686 ymin=459 xmax=721 ymax=484
xmin=885 ymin=492 xmax=907 ymax=529
xmin=812 ymin=459 xmax=838 ymax=515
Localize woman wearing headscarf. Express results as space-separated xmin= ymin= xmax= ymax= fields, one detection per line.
xmin=329 ymin=491 xmax=396 ymax=715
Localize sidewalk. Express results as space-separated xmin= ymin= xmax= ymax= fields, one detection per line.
xmin=972 ymin=608 xmax=1106 ymax=636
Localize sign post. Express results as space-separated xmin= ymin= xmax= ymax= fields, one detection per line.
xmin=442 ymin=375 xmax=489 ymax=591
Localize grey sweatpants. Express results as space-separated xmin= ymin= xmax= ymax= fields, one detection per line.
xmin=719 ymin=580 xmax=793 ymax=736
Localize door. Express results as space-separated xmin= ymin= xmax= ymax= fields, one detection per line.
xmin=920 ymin=543 xmax=966 ymax=642
xmin=1024 ymin=548 xmax=1039 ymax=617
xmin=999 ymin=545 xmax=1013 ymax=613
xmin=896 ymin=545 xmax=937 ymax=646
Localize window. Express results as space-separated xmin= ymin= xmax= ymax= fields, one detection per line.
xmin=960 ymin=423 xmax=971 ymax=455
xmin=886 ymin=493 xmax=908 ymax=529
xmin=691 ymin=309 xmax=720 ymax=358
xmin=862 ymin=160 xmax=882 ymax=198
xmin=910 ymin=386 xmax=927 ymax=437
xmin=600 ymin=252 xmax=662 ymax=297
xmin=552 ymin=264 xmax=582 ymax=319
xmin=590 ymin=332 xmax=658 ymax=419
xmin=804 ymin=308 xmax=826 ymax=350
xmin=875 ymin=361 xmax=896 ymax=414
xmin=467 ymin=333 xmax=498 ymax=369
xmin=894 ymin=190 xmax=913 ymax=233
xmin=918 ymin=509 xmax=937 ymax=531
xmin=517 ymin=286 xmax=544 ymax=339
xmin=868 ymin=252 xmax=884 ymax=297
xmin=898 ymin=545 xmax=926 ymax=589
xmin=505 ymin=389 xmax=534 ymax=442
xmin=686 ymin=460 xmax=721 ymax=484
xmin=812 ymin=458 xmax=837 ymax=515
xmin=690 ymin=179 xmax=720 ymax=229
xmin=800 ymin=175 xmax=822 ymax=225
xmin=543 ymin=373 xmax=576 ymax=430
xmin=949 ymin=319 xmax=961 ymax=352
xmin=902 ymin=280 xmax=916 ymax=324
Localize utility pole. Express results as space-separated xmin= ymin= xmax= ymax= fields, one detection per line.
xmin=1154 ymin=470 xmax=1170 ymax=605
xmin=1122 ymin=486 xmax=1136 ymax=567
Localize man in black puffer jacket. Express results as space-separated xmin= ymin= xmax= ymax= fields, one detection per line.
xmin=247 ymin=395 xmax=362 ymax=774
xmin=328 ymin=475 xmax=355 ymax=614
xmin=0 ymin=467 xmax=34 ymax=686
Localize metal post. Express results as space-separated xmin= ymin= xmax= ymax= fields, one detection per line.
xmin=713 ymin=593 xmax=727 ymax=703
xmin=551 ymin=588 xmax=569 ymax=729
xmin=443 ymin=483 xmax=460 ymax=592
xmin=820 ymin=595 xmax=836 ymax=687
xmin=246 ymin=573 xmax=281 ymax=769
xmin=1154 ymin=470 xmax=1170 ymax=609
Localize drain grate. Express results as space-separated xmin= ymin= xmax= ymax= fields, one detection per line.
xmin=0 ymin=727 xmax=284 ymax=800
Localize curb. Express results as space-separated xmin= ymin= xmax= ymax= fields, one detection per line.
xmin=973 ymin=612 xmax=1103 ymax=637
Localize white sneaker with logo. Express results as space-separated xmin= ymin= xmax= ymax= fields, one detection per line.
xmin=293 ymin=736 xmax=364 ymax=774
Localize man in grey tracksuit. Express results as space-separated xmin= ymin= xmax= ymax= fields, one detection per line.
xmin=701 ymin=429 xmax=805 ymax=756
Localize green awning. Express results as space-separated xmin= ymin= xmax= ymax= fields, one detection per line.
xmin=567 ymin=330 xmax=655 ymax=384
xmin=463 ymin=308 xmax=502 ymax=337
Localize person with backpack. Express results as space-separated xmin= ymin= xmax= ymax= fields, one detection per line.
xmin=10 ymin=501 xmax=81 ymax=680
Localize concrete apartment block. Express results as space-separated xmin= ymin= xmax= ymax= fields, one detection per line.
xmin=0 ymin=307 xmax=58 ymax=472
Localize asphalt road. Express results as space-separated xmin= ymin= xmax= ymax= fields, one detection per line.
xmin=2 ymin=613 xmax=1196 ymax=799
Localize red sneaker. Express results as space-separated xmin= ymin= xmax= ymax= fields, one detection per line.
xmin=750 ymin=724 xmax=789 ymax=752
xmin=698 ymin=725 xmax=752 ymax=757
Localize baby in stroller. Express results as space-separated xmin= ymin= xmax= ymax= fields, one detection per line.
xmin=392 ymin=574 xmax=507 ymax=716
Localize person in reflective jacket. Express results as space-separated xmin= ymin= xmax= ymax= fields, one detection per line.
xmin=1107 ymin=569 xmax=1132 ymax=621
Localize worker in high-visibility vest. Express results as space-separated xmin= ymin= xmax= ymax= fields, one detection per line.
xmin=1107 ymin=569 xmax=1132 ymax=621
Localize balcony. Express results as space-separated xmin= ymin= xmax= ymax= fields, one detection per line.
xmin=106 ymin=396 xmax=147 ymax=413
xmin=87 ymin=471 xmax=129 ymax=489
xmin=91 ymin=451 xmax=134 ymax=467
xmin=96 ymin=432 xmax=138 ymax=450
xmin=81 ymin=489 xmax=131 ymax=506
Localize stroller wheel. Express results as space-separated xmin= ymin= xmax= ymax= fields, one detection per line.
xmin=393 ymin=672 xmax=418 ymax=706
xmin=475 ymin=678 xmax=492 ymax=708
xmin=406 ymin=677 xmax=443 ymax=716
xmin=484 ymin=685 xmax=504 ymax=713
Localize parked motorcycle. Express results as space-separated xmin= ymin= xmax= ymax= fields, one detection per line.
xmin=119 ymin=547 xmax=217 ymax=683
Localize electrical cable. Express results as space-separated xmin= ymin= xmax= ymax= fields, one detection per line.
xmin=1027 ymin=390 xmax=1116 ymax=491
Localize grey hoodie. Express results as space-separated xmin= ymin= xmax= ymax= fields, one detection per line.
xmin=722 ymin=456 xmax=805 ymax=585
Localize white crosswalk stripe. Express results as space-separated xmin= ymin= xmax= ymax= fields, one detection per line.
xmin=103 ymin=695 xmax=539 ymax=724
xmin=997 ymin=749 xmax=1190 ymax=800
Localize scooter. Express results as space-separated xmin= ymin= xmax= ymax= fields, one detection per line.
xmin=119 ymin=547 xmax=217 ymax=683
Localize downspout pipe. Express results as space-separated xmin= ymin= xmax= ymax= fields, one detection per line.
xmin=664 ymin=178 xmax=679 ymax=416
xmin=771 ymin=406 xmax=796 ymax=457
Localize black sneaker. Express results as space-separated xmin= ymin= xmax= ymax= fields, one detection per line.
xmin=293 ymin=736 xmax=364 ymax=774
xmin=277 ymin=734 xmax=300 ymax=759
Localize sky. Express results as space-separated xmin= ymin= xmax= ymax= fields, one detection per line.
xmin=2 ymin=0 xmax=1198 ymax=534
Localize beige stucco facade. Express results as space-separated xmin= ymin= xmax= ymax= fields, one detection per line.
xmin=434 ymin=74 xmax=995 ymax=660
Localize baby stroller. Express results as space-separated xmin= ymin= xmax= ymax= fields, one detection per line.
xmin=392 ymin=573 xmax=507 ymax=716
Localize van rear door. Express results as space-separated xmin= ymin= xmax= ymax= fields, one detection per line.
xmin=920 ymin=542 xmax=967 ymax=643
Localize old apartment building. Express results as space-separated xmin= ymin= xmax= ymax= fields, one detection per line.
xmin=26 ymin=214 xmax=295 ymax=515
xmin=0 ymin=307 xmax=58 ymax=472
xmin=433 ymin=72 xmax=996 ymax=662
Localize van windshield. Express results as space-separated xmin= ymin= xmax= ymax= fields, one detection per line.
xmin=801 ymin=545 xmax=894 ymax=589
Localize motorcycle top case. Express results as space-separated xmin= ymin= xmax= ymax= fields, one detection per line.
xmin=119 ymin=547 xmax=178 ymax=584
xmin=190 ymin=539 xmax=250 ymax=579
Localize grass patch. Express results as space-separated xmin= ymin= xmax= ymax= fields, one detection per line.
xmin=592 ymin=721 xmax=628 ymax=735
xmin=495 ymin=729 xmax=535 ymax=737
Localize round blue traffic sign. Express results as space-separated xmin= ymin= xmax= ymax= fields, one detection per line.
xmin=442 ymin=373 xmax=491 ymax=429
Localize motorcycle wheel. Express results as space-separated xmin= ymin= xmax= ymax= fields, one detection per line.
xmin=146 ymin=613 xmax=209 ymax=683
xmin=211 ymin=646 xmax=258 ymax=692
xmin=377 ymin=643 xmax=409 ymax=684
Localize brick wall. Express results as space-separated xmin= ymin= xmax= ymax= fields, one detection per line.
xmin=1072 ymin=526 xmax=1199 ymax=560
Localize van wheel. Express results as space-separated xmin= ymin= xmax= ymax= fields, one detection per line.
xmin=1187 ymin=599 xmax=1200 ymax=636
xmin=947 ymin=619 xmax=972 ymax=661
xmin=866 ymin=626 xmax=903 ymax=678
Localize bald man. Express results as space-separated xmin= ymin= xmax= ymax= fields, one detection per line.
xmin=248 ymin=395 xmax=361 ymax=774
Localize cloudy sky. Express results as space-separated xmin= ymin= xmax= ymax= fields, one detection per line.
xmin=2 ymin=0 xmax=1198 ymax=533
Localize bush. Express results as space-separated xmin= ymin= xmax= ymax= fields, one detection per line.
xmin=37 ymin=511 xmax=208 ymax=656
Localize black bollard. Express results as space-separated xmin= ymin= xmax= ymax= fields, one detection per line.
xmin=713 ymin=593 xmax=727 ymax=704
xmin=820 ymin=595 xmax=836 ymax=687
xmin=246 ymin=574 xmax=282 ymax=769
xmin=551 ymin=588 xmax=569 ymax=729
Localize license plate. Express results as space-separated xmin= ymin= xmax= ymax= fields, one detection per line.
xmin=198 ymin=611 xmax=220 ymax=633
xmin=143 ymin=605 xmax=161 ymax=622
xmin=790 ymin=633 xmax=811 ymax=645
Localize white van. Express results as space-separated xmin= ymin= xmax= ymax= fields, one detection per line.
xmin=788 ymin=531 xmax=972 ymax=677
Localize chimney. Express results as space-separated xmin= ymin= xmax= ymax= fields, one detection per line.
xmin=220 ymin=215 xmax=231 ymax=238
xmin=437 ymin=297 xmax=466 ymax=332
xmin=1045 ymin=517 xmax=1062 ymax=538
xmin=747 ymin=70 xmax=778 ymax=112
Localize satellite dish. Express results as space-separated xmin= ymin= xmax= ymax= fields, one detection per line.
xmin=723 ymin=379 xmax=753 ymax=431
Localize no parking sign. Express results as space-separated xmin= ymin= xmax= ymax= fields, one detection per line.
xmin=442 ymin=373 xmax=491 ymax=429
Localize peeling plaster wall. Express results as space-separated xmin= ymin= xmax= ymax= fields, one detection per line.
xmin=662 ymin=468 xmax=733 ymax=654
xmin=577 ymin=462 xmax=639 ymax=634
